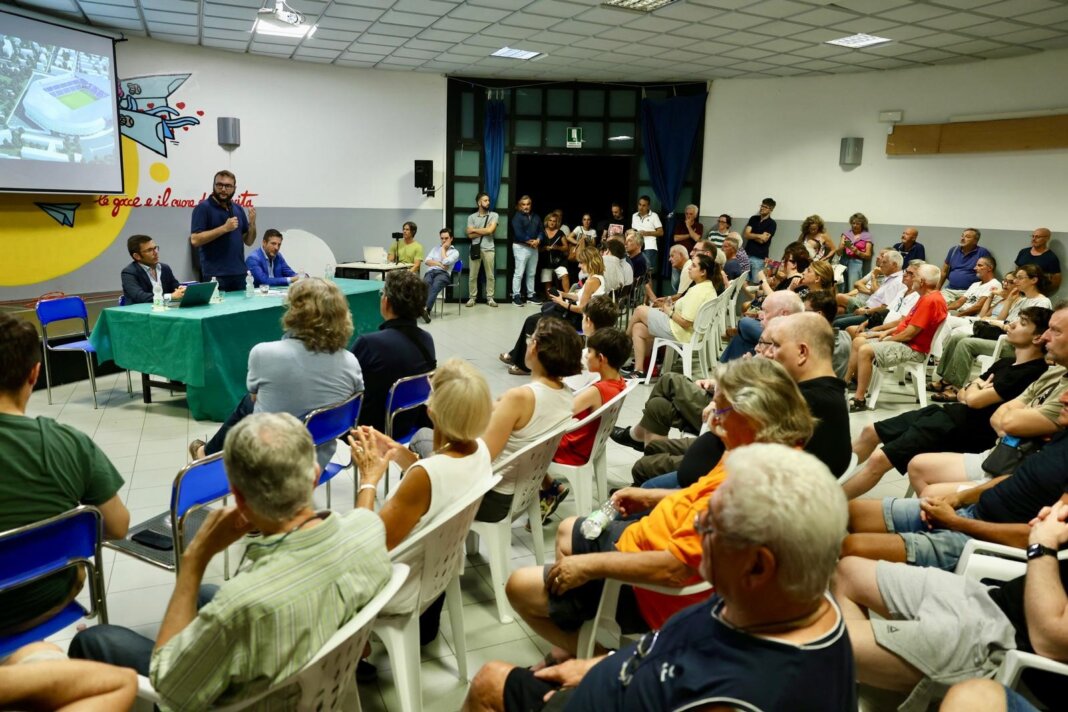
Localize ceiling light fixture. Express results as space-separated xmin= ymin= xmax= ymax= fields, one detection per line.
xmin=608 ymin=135 xmax=633 ymax=141
xmin=491 ymin=47 xmax=541 ymax=60
xmin=825 ymin=33 xmax=892 ymax=49
xmin=602 ymin=0 xmax=677 ymax=12
xmin=253 ymin=0 xmax=315 ymax=38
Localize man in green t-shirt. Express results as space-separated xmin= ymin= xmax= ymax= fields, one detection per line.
xmin=0 ymin=313 xmax=129 ymax=634
xmin=387 ymin=221 xmax=424 ymax=273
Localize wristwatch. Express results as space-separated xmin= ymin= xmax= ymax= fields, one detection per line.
xmin=1026 ymin=543 xmax=1057 ymax=560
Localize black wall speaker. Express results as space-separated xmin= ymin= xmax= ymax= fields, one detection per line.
xmin=414 ymin=160 xmax=433 ymax=189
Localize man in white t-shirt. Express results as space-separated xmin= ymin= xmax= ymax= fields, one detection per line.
xmin=632 ymin=195 xmax=663 ymax=277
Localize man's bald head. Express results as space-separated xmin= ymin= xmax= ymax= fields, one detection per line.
xmin=761 ymin=312 xmax=835 ymax=381
xmin=778 ymin=312 xmax=835 ymax=361
xmin=760 ymin=291 xmax=804 ymax=324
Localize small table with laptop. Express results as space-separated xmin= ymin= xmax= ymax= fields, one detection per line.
xmin=335 ymin=246 xmax=413 ymax=280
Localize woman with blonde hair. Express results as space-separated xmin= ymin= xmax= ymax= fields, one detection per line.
xmin=189 ymin=278 xmax=363 ymax=466
xmin=800 ymin=214 xmax=835 ymax=262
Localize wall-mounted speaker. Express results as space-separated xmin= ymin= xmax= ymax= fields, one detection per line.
xmin=218 ymin=117 xmax=241 ymax=148
xmin=414 ymin=160 xmax=433 ymax=189
xmin=840 ymin=137 xmax=863 ymax=167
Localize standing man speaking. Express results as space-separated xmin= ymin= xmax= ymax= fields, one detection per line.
xmin=190 ymin=170 xmax=257 ymax=291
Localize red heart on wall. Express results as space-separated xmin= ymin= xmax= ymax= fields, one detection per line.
xmin=147 ymin=102 xmax=155 ymax=108
xmin=196 ymin=110 xmax=204 ymax=116
xmin=176 ymin=102 xmax=186 ymax=109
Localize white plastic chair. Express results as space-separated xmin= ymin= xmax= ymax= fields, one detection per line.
xmin=133 ymin=563 xmax=409 ymax=712
xmin=975 ymin=334 xmax=1009 ymax=375
xmin=547 ymin=381 xmax=637 ymax=516
xmin=868 ymin=318 xmax=950 ymax=409
xmin=644 ymin=293 xmax=722 ymax=385
xmin=955 ymin=540 xmax=1068 ymax=691
xmin=574 ymin=577 xmax=712 ymax=659
xmin=467 ymin=425 xmax=568 ymax=623
xmin=373 ymin=474 xmax=502 ymax=712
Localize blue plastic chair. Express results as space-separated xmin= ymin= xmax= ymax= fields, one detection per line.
xmin=435 ymin=260 xmax=464 ymax=318
xmin=35 ymin=296 xmax=99 ymax=408
xmin=383 ymin=372 xmax=433 ymax=495
xmin=303 ymin=392 xmax=362 ymax=508
xmin=106 ymin=454 xmax=231 ymax=575
xmin=0 ymin=506 xmax=108 ymax=658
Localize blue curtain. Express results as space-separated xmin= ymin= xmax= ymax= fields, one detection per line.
xmin=483 ymin=99 xmax=507 ymax=208
xmin=640 ymin=92 xmax=708 ymax=276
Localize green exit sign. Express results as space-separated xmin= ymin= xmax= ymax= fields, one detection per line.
xmin=566 ymin=126 xmax=583 ymax=148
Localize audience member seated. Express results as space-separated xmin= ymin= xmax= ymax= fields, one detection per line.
xmin=189 ymin=278 xmax=363 ymax=469
xmin=719 ymin=289 xmax=803 ymax=363
xmin=722 ymin=233 xmax=749 ymax=280
xmin=464 ymin=444 xmax=854 ymax=712
xmin=931 ymin=265 xmax=1052 ymax=395
xmin=245 ymin=228 xmax=299 ymax=287
xmin=842 ymin=261 xmax=923 ymax=382
xmin=750 ymin=242 xmax=810 ymax=304
xmin=939 ymin=227 xmax=992 ymax=302
xmin=351 ymin=358 xmax=493 ymax=643
xmin=804 ymin=289 xmax=851 ymax=379
xmin=610 ymin=370 xmax=711 ymax=453
xmin=623 ymin=231 xmax=648 ymax=285
xmin=120 ymin=234 xmax=184 ymax=304
xmin=626 ymin=253 xmax=719 ymax=380
xmin=388 ymin=220 xmax=424 ymax=273
xmin=421 ymin=227 xmax=460 ymax=323
xmin=838 ymin=212 xmax=874 ymax=293
xmin=636 ymin=312 xmax=851 ymax=487
xmin=849 ymin=263 xmax=948 ymax=412
xmin=834 ymin=249 xmax=906 ymax=329
xmin=908 ymin=305 xmax=1068 ymax=496
xmin=0 ymin=642 xmax=136 ymax=711
xmin=652 ymin=241 xmax=721 ymax=306
xmin=666 ymin=244 xmax=688 ymax=293
xmin=836 ymin=498 xmax=1068 ymax=712
xmin=893 ymin=226 xmax=925 ymax=264
xmin=843 ymin=307 xmax=1051 ymax=499
xmin=795 ymin=260 xmax=835 ymax=300
xmin=562 ymin=296 xmax=619 ymax=393
xmin=500 ymin=246 xmax=604 ymax=376
xmin=600 ymin=237 xmax=627 ymax=294
xmin=504 ymin=357 xmax=814 ymax=659
xmin=0 ymin=313 xmax=129 ymax=636
xmin=71 ymin=413 xmax=392 ymax=708
xmin=353 ymin=269 xmax=436 ymax=432
xmin=1015 ymin=226 xmax=1060 ymax=292
xmin=481 ymin=318 xmax=582 ymax=524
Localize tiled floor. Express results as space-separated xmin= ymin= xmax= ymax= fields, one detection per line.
xmin=29 ymin=300 xmax=916 ymax=710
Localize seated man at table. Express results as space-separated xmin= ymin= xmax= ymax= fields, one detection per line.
xmin=120 ymin=234 xmax=185 ymax=304
xmin=354 ymin=268 xmax=436 ymax=432
xmin=388 ymin=221 xmax=424 ymax=274
xmin=70 ymin=413 xmax=393 ymax=710
xmin=245 ymin=228 xmax=299 ymax=287
xmin=463 ymin=445 xmax=855 ymax=712
xmin=421 ymin=227 xmax=460 ymax=323
xmin=0 ymin=313 xmax=129 ymax=636
xmin=189 ymin=278 xmax=363 ymax=468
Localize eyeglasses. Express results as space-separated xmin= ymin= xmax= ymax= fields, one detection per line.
xmin=617 ymin=630 xmax=659 ymax=688
xmin=694 ymin=510 xmax=716 ymax=537
xmin=712 ymin=404 xmax=733 ymax=419
xmin=140 ymin=246 xmax=159 ymax=254
xmin=214 ymin=182 xmax=235 ymax=189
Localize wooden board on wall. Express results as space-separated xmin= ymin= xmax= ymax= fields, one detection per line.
xmin=886 ymin=114 xmax=1068 ymax=155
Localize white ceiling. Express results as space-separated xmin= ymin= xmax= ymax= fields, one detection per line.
xmin=8 ymin=0 xmax=1068 ymax=81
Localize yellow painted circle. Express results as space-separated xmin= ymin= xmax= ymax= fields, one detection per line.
xmin=149 ymin=161 xmax=170 ymax=183
xmin=0 ymin=136 xmax=140 ymax=286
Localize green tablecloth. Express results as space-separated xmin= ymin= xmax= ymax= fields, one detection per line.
xmin=90 ymin=279 xmax=383 ymax=421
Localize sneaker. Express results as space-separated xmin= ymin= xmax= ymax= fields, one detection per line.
xmin=488 ymin=298 xmax=498 ymax=308
xmin=610 ymin=426 xmax=644 ymax=452
xmin=529 ymin=294 xmax=546 ymax=305
xmin=466 ymin=298 xmax=476 ymax=308
xmin=513 ymin=295 xmax=524 ymax=306
xmin=542 ymin=482 xmax=569 ymax=524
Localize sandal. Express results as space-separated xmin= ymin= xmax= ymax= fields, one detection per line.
xmin=498 ymin=352 xmax=514 ymax=365
xmin=848 ymin=398 xmax=868 ymax=413
xmin=931 ymin=390 xmax=957 ymax=403
xmin=928 ymin=380 xmax=947 ymax=393
xmin=508 ymin=365 xmax=531 ymax=376
xmin=188 ymin=438 xmax=206 ymax=461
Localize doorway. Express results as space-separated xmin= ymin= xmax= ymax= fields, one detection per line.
xmin=514 ymin=154 xmax=633 ymax=232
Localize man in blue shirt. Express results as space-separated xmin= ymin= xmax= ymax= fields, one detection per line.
xmin=421 ymin=228 xmax=460 ymax=323
xmin=510 ymin=195 xmax=542 ymax=306
xmin=245 ymin=229 xmax=299 ymax=287
xmin=893 ymin=226 xmax=926 ymax=265
xmin=939 ymin=227 xmax=991 ymax=302
xmin=190 ymin=170 xmax=257 ymax=291
xmin=462 ymin=445 xmax=856 ymax=712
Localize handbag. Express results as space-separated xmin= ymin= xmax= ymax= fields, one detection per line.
xmin=972 ymin=321 xmax=1004 ymax=341
xmin=469 ymin=241 xmax=481 ymax=261
xmin=981 ymin=434 xmax=1040 ymax=476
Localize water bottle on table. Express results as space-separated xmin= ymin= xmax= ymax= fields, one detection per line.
xmin=245 ymin=271 xmax=255 ymax=298
xmin=151 ymin=279 xmax=164 ymax=311
xmin=581 ymin=499 xmax=619 ymax=540
xmin=209 ymin=276 xmax=221 ymax=303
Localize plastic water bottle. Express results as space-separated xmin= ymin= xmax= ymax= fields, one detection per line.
xmin=151 ymin=279 xmax=164 ymax=311
xmin=245 ymin=271 xmax=255 ymax=298
xmin=581 ymin=500 xmax=619 ymax=540
xmin=209 ymin=276 xmax=221 ymax=303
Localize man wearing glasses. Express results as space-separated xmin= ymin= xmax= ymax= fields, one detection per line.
xmin=462 ymin=445 xmax=855 ymax=712
xmin=420 ymin=228 xmax=460 ymax=323
xmin=120 ymin=234 xmax=185 ymax=304
xmin=190 ymin=169 xmax=257 ymax=291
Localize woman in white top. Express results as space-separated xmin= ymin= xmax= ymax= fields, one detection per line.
xmin=480 ymin=317 xmax=584 ymax=522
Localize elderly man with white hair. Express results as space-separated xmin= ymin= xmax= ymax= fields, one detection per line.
xmin=722 ymin=233 xmax=749 ymax=280
xmin=834 ymin=249 xmax=906 ymax=329
xmin=462 ymin=443 xmax=856 ymax=712
xmin=69 ymin=412 xmax=392 ymax=710
xmin=671 ymin=203 xmax=703 ymax=254
xmin=719 ymin=289 xmax=804 ymax=362
xmin=850 ymin=262 xmax=948 ymax=412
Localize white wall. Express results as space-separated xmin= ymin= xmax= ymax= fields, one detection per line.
xmin=700 ymin=48 xmax=1068 ymax=230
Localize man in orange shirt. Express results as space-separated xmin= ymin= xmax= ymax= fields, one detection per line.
xmin=506 ymin=358 xmax=814 ymax=658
